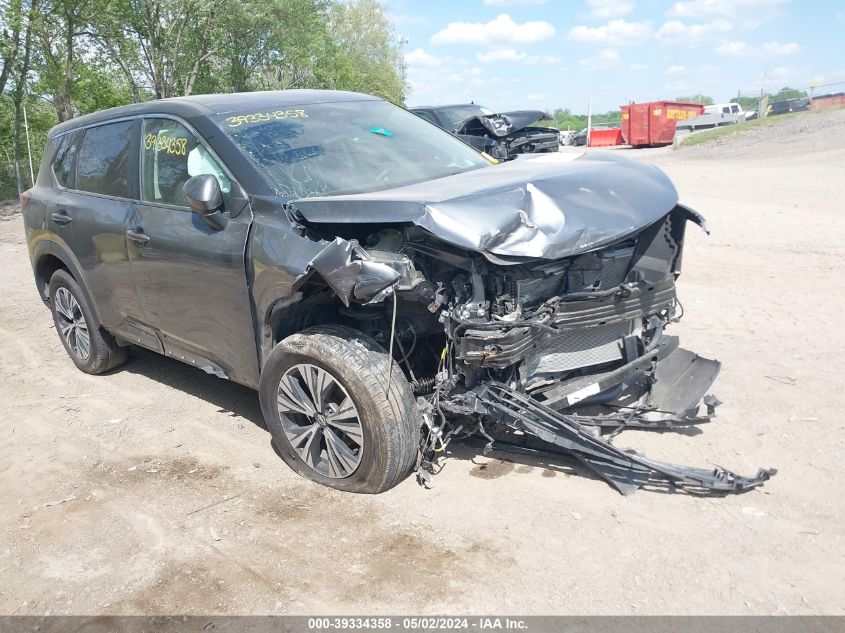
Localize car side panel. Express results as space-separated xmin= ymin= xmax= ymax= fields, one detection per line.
xmin=126 ymin=202 xmax=260 ymax=386
xmin=24 ymin=134 xmax=144 ymax=335
xmin=60 ymin=189 xmax=142 ymax=329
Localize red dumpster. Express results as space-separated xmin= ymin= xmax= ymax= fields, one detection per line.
xmin=589 ymin=128 xmax=623 ymax=147
xmin=620 ymin=101 xmax=704 ymax=147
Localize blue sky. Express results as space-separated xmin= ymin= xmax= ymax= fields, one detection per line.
xmin=387 ymin=0 xmax=845 ymax=113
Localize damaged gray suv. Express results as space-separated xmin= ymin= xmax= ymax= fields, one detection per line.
xmin=22 ymin=90 xmax=774 ymax=495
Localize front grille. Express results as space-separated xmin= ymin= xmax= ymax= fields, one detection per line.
xmin=525 ymin=320 xmax=632 ymax=375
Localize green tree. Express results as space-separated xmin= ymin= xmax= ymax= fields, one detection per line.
xmin=0 ymin=0 xmax=412 ymax=198
xmin=771 ymin=86 xmax=807 ymax=102
xmin=92 ymin=0 xmax=220 ymax=99
xmin=253 ymin=0 xmax=336 ymax=92
xmin=324 ymin=0 xmax=406 ymax=103
xmin=0 ymin=0 xmax=25 ymax=96
xmin=731 ymin=94 xmax=762 ymax=111
xmin=34 ymin=0 xmax=92 ymax=121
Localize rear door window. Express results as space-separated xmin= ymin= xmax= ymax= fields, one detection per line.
xmin=141 ymin=118 xmax=231 ymax=208
xmin=76 ymin=120 xmax=135 ymax=198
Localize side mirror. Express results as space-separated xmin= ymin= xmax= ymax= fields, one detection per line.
xmin=183 ymin=174 xmax=227 ymax=230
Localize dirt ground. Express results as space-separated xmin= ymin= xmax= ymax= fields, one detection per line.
xmin=1 ymin=110 xmax=844 ymax=615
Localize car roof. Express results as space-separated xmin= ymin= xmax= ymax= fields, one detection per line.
xmin=49 ymin=90 xmax=382 ymax=139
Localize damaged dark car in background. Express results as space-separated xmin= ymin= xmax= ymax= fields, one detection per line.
xmin=23 ymin=90 xmax=775 ymax=496
xmin=410 ymin=104 xmax=560 ymax=161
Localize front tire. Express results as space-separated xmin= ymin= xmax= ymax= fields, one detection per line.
xmin=259 ymin=325 xmax=419 ymax=494
xmin=48 ymin=270 xmax=128 ymax=374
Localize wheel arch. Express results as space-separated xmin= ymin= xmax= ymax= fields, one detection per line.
xmin=260 ymin=287 xmax=349 ymax=370
xmin=32 ymin=241 xmax=102 ymax=325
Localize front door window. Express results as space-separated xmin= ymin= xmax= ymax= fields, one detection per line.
xmin=141 ymin=118 xmax=231 ymax=208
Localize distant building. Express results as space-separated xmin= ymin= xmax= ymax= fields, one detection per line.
xmin=811 ymin=93 xmax=845 ymax=111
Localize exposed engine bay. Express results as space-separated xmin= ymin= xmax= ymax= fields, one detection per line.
xmin=279 ymin=153 xmax=776 ymax=495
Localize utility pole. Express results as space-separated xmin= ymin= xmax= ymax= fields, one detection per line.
xmin=22 ymin=88 xmax=35 ymax=186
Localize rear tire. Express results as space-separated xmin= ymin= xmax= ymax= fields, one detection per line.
xmin=48 ymin=270 xmax=128 ymax=374
xmin=259 ymin=324 xmax=419 ymax=493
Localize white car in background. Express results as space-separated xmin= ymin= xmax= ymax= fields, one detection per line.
xmin=704 ymin=102 xmax=756 ymax=121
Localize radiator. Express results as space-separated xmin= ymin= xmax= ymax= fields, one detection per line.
xmin=525 ymin=320 xmax=632 ymax=375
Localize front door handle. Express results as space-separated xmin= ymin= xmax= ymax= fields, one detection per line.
xmin=126 ymin=228 xmax=150 ymax=245
xmin=51 ymin=211 xmax=72 ymax=225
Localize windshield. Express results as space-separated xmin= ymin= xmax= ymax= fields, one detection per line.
xmin=436 ymin=105 xmax=491 ymax=130
xmin=214 ymin=100 xmax=491 ymax=199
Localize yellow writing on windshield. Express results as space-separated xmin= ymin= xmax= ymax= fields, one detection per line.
xmin=225 ymin=110 xmax=309 ymax=128
xmin=144 ymin=133 xmax=188 ymax=156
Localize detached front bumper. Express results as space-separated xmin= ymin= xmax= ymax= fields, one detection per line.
xmin=533 ymin=335 xmax=718 ymax=424
xmin=475 ymin=380 xmax=775 ymax=495
xmin=439 ymin=337 xmax=776 ymax=495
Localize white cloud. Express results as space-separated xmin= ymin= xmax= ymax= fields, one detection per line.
xmin=762 ymin=41 xmax=801 ymax=55
xmin=404 ymin=48 xmax=445 ymax=67
xmin=431 ymin=14 xmax=555 ymax=45
xmin=667 ymin=0 xmax=787 ymax=28
xmin=665 ymin=80 xmax=691 ymax=91
xmin=629 ymin=62 xmax=648 ymax=70
xmin=477 ymin=49 xmax=527 ymax=63
xmin=700 ymin=64 xmax=720 ymax=73
xmin=715 ymin=40 xmax=800 ymax=57
xmin=483 ymin=0 xmax=547 ymax=5
xmin=579 ymin=49 xmax=622 ymax=70
xmin=666 ymin=64 xmax=686 ymax=75
xmin=715 ymin=41 xmax=746 ymax=55
xmin=655 ymin=19 xmax=732 ymax=43
xmin=568 ymin=19 xmax=653 ymax=46
xmin=405 ymin=49 xmax=478 ymax=100
xmin=586 ymin=0 xmax=634 ymax=20
xmin=476 ymin=49 xmax=560 ymax=64
xmin=532 ymin=55 xmax=562 ymax=64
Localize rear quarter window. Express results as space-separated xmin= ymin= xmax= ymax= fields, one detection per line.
xmin=76 ymin=120 xmax=135 ymax=198
xmin=52 ymin=132 xmax=82 ymax=188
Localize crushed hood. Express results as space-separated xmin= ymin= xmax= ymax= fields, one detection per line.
xmin=292 ymin=152 xmax=680 ymax=260
xmin=499 ymin=109 xmax=553 ymax=132
xmin=456 ymin=109 xmax=552 ymax=138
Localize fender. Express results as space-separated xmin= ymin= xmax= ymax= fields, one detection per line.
xmin=30 ymin=239 xmax=104 ymax=326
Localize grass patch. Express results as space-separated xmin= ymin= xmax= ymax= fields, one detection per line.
xmin=680 ymin=112 xmax=802 ymax=147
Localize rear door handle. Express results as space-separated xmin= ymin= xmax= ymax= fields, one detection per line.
xmin=126 ymin=229 xmax=150 ymax=245
xmin=51 ymin=211 xmax=72 ymax=225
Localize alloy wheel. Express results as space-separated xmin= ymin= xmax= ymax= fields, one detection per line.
xmin=276 ymin=363 xmax=364 ymax=478
xmin=54 ymin=287 xmax=91 ymax=360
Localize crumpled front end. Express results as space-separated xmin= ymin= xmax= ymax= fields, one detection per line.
xmin=456 ymin=110 xmax=560 ymax=160
xmin=286 ymin=154 xmax=775 ymax=495
xmin=415 ymin=205 xmax=775 ymax=494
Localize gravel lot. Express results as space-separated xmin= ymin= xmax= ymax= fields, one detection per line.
xmin=1 ymin=109 xmax=843 ymax=615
